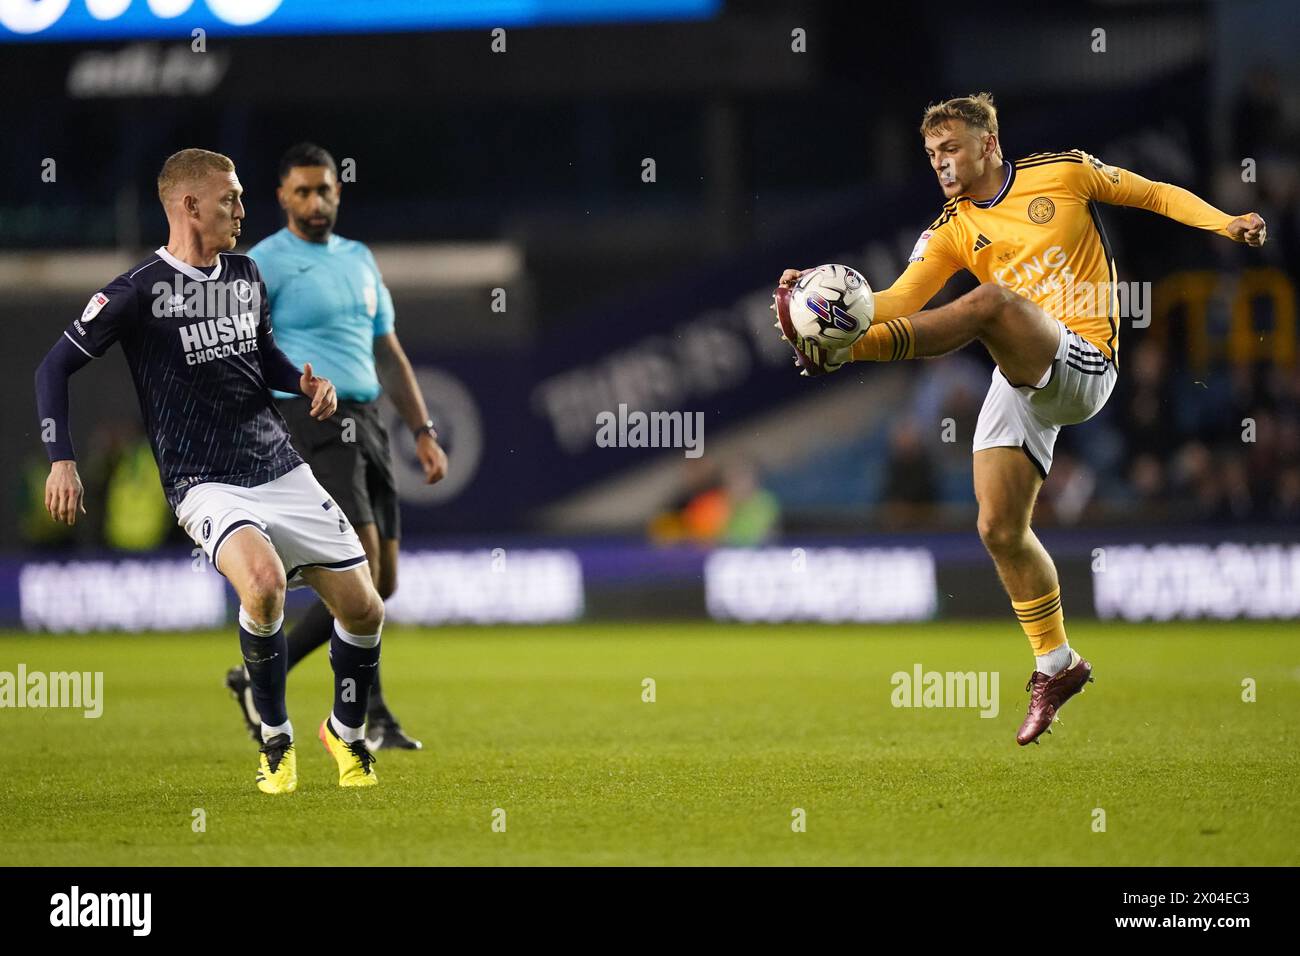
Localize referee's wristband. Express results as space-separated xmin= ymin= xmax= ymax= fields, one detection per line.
xmin=413 ymin=419 xmax=438 ymax=440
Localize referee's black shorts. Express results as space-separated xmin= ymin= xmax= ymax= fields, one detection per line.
xmin=276 ymin=397 xmax=401 ymax=541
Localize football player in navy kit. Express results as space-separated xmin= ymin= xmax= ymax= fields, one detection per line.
xmin=35 ymin=148 xmax=385 ymax=793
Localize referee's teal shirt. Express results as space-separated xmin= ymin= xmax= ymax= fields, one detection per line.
xmin=249 ymin=228 xmax=395 ymax=402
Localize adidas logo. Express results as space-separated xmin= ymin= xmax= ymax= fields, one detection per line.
xmin=973 ymin=234 xmax=992 ymax=253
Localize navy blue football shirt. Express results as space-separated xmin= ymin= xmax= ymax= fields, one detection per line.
xmin=62 ymin=247 xmax=305 ymax=509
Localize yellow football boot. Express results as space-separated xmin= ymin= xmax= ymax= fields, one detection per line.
xmin=319 ymin=718 xmax=378 ymax=787
xmin=256 ymin=733 xmax=297 ymax=794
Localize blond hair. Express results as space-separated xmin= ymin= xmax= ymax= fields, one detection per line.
xmin=920 ymin=93 xmax=1000 ymax=145
xmin=157 ymin=148 xmax=235 ymax=203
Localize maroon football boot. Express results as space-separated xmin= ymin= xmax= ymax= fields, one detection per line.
xmin=1017 ymin=650 xmax=1094 ymax=746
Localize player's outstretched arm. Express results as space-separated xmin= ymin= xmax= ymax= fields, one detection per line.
xmin=1077 ymin=152 xmax=1266 ymax=246
xmin=34 ymin=336 xmax=92 ymax=525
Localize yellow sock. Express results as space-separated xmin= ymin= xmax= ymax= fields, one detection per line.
xmin=1012 ymin=587 xmax=1067 ymax=655
xmin=852 ymin=316 xmax=916 ymax=362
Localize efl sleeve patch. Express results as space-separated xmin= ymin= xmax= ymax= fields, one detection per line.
xmin=1087 ymin=153 xmax=1121 ymax=185
xmin=908 ymin=230 xmax=934 ymax=263
xmin=80 ymin=292 xmax=109 ymax=324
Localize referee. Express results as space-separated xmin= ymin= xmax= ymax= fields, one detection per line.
xmin=225 ymin=142 xmax=448 ymax=751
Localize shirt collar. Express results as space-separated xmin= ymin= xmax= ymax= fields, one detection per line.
xmin=966 ymin=160 xmax=1015 ymax=209
xmin=156 ymin=246 xmax=223 ymax=282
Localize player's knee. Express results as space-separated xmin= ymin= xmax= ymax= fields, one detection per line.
xmin=977 ymin=511 xmax=1026 ymax=557
xmin=241 ymin=564 xmax=286 ymax=623
xmin=358 ymin=595 xmax=385 ymax=636
xmin=342 ymin=589 xmax=385 ymax=636
xmin=969 ymin=282 xmax=1016 ymax=324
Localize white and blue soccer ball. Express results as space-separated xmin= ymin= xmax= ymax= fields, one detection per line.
xmin=787 ymin=264 xmax=875 ymax=350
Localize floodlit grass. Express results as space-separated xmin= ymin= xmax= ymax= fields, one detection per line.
xmin=1 ymin=621 xmax=1296 ymax=865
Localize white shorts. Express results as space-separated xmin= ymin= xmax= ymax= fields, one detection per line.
xmin=176 ymin=463 xmax=368 ymax=589
xmin=972 ymin=322 xmax=1117 ymax=477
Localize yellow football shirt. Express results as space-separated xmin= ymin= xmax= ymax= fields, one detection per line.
xmin=865 ymin=149 xmax=1239 ymax=365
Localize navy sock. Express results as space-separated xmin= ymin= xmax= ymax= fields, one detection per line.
xmin=239 ymin=615 xmax=288 ymax=728
xmin=329 ymin=627 xmax=380 ymax=731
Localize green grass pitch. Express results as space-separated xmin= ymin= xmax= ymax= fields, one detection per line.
xmin=1 ymin=621 xmax=1296 ymax=866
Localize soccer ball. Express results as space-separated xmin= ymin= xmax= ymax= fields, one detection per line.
xmin=774 ymin=263 xmax=874 ymax=351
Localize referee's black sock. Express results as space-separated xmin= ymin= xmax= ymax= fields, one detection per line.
xmin=285 ymin=599 xmax=335 ymax=671
xmin=366 ymin=664 xmax=388 ymax=718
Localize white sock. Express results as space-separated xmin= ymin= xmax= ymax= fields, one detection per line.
xmin=333 ymin=620 xmax=382 ymax=648
xmin=239 ymin=607 xmax=284 ymax=637
xmin=261 ymin=719 xmax=293 ymax=742
xmin=1035 ymin=642 xmax=1073 ymax=677
xmin=330 ymin=713 xmax=364 ymax=744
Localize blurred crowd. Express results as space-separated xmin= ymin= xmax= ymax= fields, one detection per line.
xmin=649 ymin=459 xmax=781 ymax=545
xmin=1104 ymin=339 xmax=1300 ymax=523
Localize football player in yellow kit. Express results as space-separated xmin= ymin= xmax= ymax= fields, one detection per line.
xmin=779 ymin=93 xmax=1266 ymax=745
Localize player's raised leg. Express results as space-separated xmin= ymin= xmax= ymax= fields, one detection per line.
xmin=219 ymin=526 xmax=297 ymax=794
xmin=974 ymin=448 xmax=1092 ymax=745
xmin=301 ymin=563 xmax=385 ymax=787
xmin=857 ymin=283 xmax=1061 ymax=384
